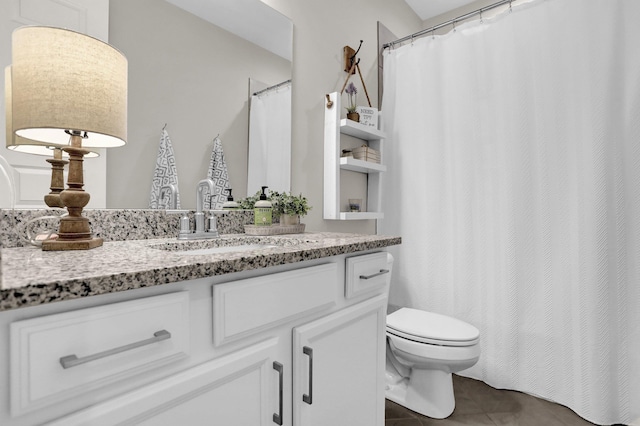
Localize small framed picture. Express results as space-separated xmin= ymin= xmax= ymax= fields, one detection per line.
xmin=356 ymin=106 xmax=378 ymax=129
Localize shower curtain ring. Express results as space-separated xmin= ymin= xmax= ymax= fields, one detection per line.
xmin=509 ymin=0 xmax=513 ymax=13
xmin=480 ymin=10 xmax=483 ymax=24
xmin=453 ymin=20 xmax=457 ymax=32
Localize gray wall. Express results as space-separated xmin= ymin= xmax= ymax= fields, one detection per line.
xmin=263 ymin=0 xmax=422 ymax=234
xmin=107 ymin=0 xmax=291 ymax=209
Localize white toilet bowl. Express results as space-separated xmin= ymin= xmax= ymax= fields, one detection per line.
xmin=385 ymin=307 xmax=480 ymax=419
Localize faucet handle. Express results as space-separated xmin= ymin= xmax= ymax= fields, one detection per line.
xmin=165 ymin=210 xmax=192 ymax=236
xmin=179 ymin=212 xmax=191 ymax=235
xmin=206 ymin=213 xmax=219 ymax=237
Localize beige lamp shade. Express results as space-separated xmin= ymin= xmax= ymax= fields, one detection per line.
xmin=4 ymin=66 xmax=99 ymax=158
xmin=11 ymin=26 xmax=127 ymax=148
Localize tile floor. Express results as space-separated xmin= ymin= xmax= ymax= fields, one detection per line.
xmin=385 ymin=375 xmax=596 ymax=426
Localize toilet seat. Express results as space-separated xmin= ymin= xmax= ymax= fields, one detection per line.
xmin=387 ymin=308 xmax=479 ymax=347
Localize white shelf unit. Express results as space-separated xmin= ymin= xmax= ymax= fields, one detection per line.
xmin=340 ymin=157 xmax=386 ymax=173
xmin=324 ymin=92 xmax=386 ymax=220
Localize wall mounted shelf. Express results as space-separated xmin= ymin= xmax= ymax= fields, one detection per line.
xmin=339 ymin=157 xmax=387 ymax=173
xmin=324 ymin=92 xmax=386 ymax=221
xmin=338 ymin=211 xmax=384 ymax=220
xmin=339 ymin=119 xmax=386 ymax=140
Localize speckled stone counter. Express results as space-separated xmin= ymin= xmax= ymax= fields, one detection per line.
xmin=0 ymin=232 xmax=401 ymax=311
xmin=0 ymin=208 xmax=254 ymax=248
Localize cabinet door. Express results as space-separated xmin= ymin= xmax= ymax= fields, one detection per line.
xmin=292 ymin=295 xmax=387 ymax=426
xmin=48 ymin=338 xmax=282 ymax=426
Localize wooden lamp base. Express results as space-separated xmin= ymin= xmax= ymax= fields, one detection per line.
xmin=41 ymin=236 xmax=103 ymax=251
xmin=42 ymin=132 xmax=102 ymax=251
xmin=44 ymin=148 xmax=68 ymax=208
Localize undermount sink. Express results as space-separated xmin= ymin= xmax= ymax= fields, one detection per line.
xmin=150 ymin=236 xmax=314 ymax=256
xmin=172 ymin=244 xmax=277 ymax=256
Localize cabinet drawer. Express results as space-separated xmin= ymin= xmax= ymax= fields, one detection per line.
xmin=213 ymin=263 xmax=337 ymax=345
xmin=10 ymin=292 xmax=190 ymax=416
xmin=345 ymin=252 xmax=391 ymax=299
xmin=47 ymin=338 xmax=279 ymax=426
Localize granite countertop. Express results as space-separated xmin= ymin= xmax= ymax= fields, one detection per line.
xmin=0 ymin=232 xmax=401 ymax=311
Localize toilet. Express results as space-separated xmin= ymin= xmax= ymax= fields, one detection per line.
xmin=385 ymin=307 xmax=480 ymax=419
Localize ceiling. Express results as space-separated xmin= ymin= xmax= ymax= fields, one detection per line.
xmin=404 ymin=0 xmax=478 ymax=20
xmin=165 ymin=0 xmax=479 ymax=60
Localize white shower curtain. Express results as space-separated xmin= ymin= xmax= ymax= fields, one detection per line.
xmin=247 ymin=83 xmax=291 ymax=195
xmin=380 ymin=0 xmax=640 ymax=424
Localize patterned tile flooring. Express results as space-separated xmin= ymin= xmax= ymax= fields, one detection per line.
xmin=385 ymin=375 xmax=595 ymax=426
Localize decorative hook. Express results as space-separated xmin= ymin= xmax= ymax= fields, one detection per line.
xmin=349 ymin=39 xmax=363 ymax=70
xmin=213 ymin=133 xmax=220 ymax=141
xmin=325 ymin=94 xmax=334 ymax=109
xmin=162 ymin=123 xmax=167 ymax=130
xmin=351 ymin=40 xmax=363 ymax=60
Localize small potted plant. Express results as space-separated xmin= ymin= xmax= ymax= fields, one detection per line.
xmin=345 ymin=82 xmax=359 ymax=122
xmin=238 ymin=191 xmax=261 ymax=210
xmin=239 ymin=189 xmax=284 ymax=220
xmin=240 ymin=190 xmax=310 ymax=225
xmin=279 ymin=192 xmax=312 ymax=225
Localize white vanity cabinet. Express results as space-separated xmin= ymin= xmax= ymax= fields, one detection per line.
xmin=293 ymin=295 xmax=387 ymax=426
xmin=210 ymin=258 xmax=389 ymax=426
xmin=0 ymin=251 xmax=391 ymax=426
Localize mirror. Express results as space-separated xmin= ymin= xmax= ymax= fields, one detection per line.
xmin=0 ymin=0 xmax=291 ymax=209
xmin=247 ymin=78 xmax=292 ymax=195
xmin=107 ymin=0 xmax=292 ymax=209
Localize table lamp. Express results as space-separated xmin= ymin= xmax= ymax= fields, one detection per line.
xmin=5 ymin=66 xmax=99 ymax=209
xmin=10 ymin=26 xmax=127 ymax=250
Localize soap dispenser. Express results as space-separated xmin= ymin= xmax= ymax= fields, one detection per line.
xmin=254 ymin=186 xmax=272 ymax=226
xmin=222 ymin=189 xmax=239 ymax=210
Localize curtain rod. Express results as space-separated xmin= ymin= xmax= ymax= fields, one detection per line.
xmin=252 ymin=79 xmax=291 ymax=96
xmin=384 ymin=0 xmax=516 ymax=49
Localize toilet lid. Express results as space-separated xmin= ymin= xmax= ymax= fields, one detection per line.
xmin=386 ymin=308 xmax=479 ymax=346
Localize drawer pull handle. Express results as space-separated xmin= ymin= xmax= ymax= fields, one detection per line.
xmin=359 ymin=269 xmax=390 ymax=280
xmin=59 ymin=330 xmax=171 ymax=369
xmin=273 ymin=361 xmax=284 ymax=425
xmin=302 ymin=346 xmax=313 ymax=405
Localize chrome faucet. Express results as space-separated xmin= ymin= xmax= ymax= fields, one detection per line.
xmin=175 ymin=178 xmax=225 ymax=240
xmin=160 ymin=184 xmax=178 ymax=210
xmin=195 ymin=178 xmax=214 ymax=234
